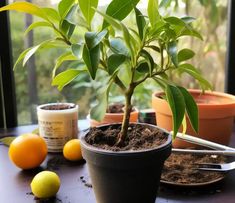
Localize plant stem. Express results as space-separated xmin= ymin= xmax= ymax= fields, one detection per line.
xmin=116 ymin=86 xmax=134 ymax=145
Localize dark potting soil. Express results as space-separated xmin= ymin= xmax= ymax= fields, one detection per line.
xmin=85 ymin=124 xmax=167 ymax=151
xmin=41 ymin=104 xmax=75 ymax=110
xmin=161 ymin=153 xmax=226 ymax=185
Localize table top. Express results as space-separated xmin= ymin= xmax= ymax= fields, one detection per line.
xmin=1 ymin=121 xmax=235 ymax=203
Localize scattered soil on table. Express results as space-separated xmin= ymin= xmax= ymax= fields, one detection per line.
xmin=26 ymin=192 xmax=62 ymax=202
xmin=80 ymin=176 xmax=92 ymax=188
xmin=85 ymin=124 xmax=167 ymax=151
xmin=161 ymin=153 xmax=226 ymax=185
xmin=41 ymin=104 xmax=75 ymax=110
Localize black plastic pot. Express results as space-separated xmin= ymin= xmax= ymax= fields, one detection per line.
xmin=80 ymin=123 xmax=172 ymax=203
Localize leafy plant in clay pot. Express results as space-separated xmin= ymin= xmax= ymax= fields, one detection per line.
xmin=0 ymin=0 xmax=211 ymax=202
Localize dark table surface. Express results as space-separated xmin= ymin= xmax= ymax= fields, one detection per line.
xmin=1 ymin=120 xmax=235 ymax=203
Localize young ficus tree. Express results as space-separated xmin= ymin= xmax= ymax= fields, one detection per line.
xmin=0 ymin=0 xmax=211 ymax=145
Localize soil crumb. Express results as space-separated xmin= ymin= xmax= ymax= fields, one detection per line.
xmin=161 ymin=153 xmax=226 ymax=184
xmin=85 ymin=124 xmax=168 ymax=151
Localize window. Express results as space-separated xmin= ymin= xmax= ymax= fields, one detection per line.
xmin=0 ymin=0 xmax=234 ymax=128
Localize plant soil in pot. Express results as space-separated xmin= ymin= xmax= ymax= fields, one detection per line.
xmin=87 ymin=103 xmax=138 ymax=127
xmin=80 ymin=123 xmax=172 ymax=203
xmin=152 ymin=89 xmax=235 ymax=148
xmin=37 ymin=103 xmax=78 ymax=152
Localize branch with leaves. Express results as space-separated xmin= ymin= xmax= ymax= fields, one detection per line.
xmin=0 ymin=0 xmax=212 ymax=144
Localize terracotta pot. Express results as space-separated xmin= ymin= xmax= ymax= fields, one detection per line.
xmin=87 ymin=107 xmax=139 ymax=127
xmin=152 ymin=89 xmax=235 ymax=148
xmin=80 ymin=123 xmax=172 ymax=203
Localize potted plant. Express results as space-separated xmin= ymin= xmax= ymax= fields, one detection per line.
xmin=0 ymin=0 xmax=210 ymax=202
xmin=87 ymin=103 xmax=139 ymax=127
xmin=152 ymin=89 xmax=235 ymax=148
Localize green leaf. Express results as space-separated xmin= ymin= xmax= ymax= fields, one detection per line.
xmin=85 ymin=30 xmax=108 ymax=49
xmin=136 ymin=61 xmax=149 ymax=73
xmin=41 ymin=8 xmax=60 ymax=22
xmin=52 ymin=52 xmax=77 ymax=78
xmin=103 ymin=0 xmax=140 ymax=29
xmin=71 ymin=43 xmax=83 ymax=58
xmin=90 ymin=81 xmax=113 ymax=121
xmin=140 ymin=50 xmax=154 ymax=75
xmin=0 ymin=2 xmax=48 ymax=20
xmin=159 ymin=0 xmax=172 ymax=8
xmin=58 ymin=0 xmax=75 ymax=18
xmin=52 ymin=69 xmax=86 ymax=90
xmin=167 ymin=41 xmax=178 ymax=67
xmin=178 ymin=28 xmax=203 ymax=40
xmin=107 ymin=54 xmax=126 ymax=75
xmin=164 ymin=16 xmax=186 ymax=27
xmin=60 ymin=20 xmax=76 ymax=39
xmin=110 ymin=38 xmax=130 ymax=56
xmin=181 ymin=16 xmax=196 ymax=24
xmin=178 ymin=48 xmax=195 ymax=63
xmin=165 ymin=85 xmax=185 ymax=139
xmin=22 ymin=45 xmax=41 ymax=67
xmin=0 ymin=137 xmax=15 ymax=147
xmin=177 ymin=64 xmax=213 ymax=90
xmin=13 ymin=48 xmax=31 ymax=69
xmin=24 ymin=21 xmax=52 ymax=35
xmin=146 ymin=45 xmax=160 ymax=53
xmin=134 ymin=7 xmax=146 ymax=40
xmin=78 ymin=0 xmax=98 ymax=27
xmin=82 ymin=44 xmax=100 ymax=79
xmin=148 ymin=0 xmax=160 ymax=27
xmin=178 ymin=86 xmax=199 ymax=133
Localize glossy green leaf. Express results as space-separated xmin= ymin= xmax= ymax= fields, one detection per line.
xmin=13 ymin=48 xmax=31 ymax=69
xmin=78 ymin=0 xmax=98 ymax=26
xmin=107 ymin=54 xmax=126 ymax=75
xmin=178 ymin=86 xmax=199 ymax=133
xmin=181 ymin=16 xmax=196 ymax=24
xmin=146 ymin=45 xmax=160 ymax=53
xmin=82 ymin=44 xmax=100 ymax=79
xmin=134 ymin=7 xmax=146 ymax=40
xmin=103 ymin=0 xmax=140 ymax=28
xmin=110 ymin=38 xmax=130 ymax=56
xmin=85 ymin=30 xmax=108 ymax=49
xmin=148 ymin=0 xmax=160 ymax=27
xmin=52 ymin=52 xmax=77 ymax=78
xmin=71 ymin=43 xmax=83 ymax=58
xmin=159 ymin=0 xmax=172 ymax=8
xmin=58 ymin=0 xmax=75 ymax=18
xmin=165 ymin=85 xmax=185 ymax=139
xmin=24 ymin=21 xmax=52 ymax=35
xmin=178 ymin=28 xmax=203 ymax=40
xmin=140 ymin=50 xmax=154 ymax=75
xmin=136 ymin=61 xmax=149 ymax=73
xmin=178 ymin=48 xmax=195 ymax=63
xmin=0 ymin=137 xmax=15 ymax=147
xmin=22 ymin=45 xmax=41 ymax=67
xmin=0 ymin=2 xmax=48 ymax=20
xmin=167 ymin=41 xmax=178 ymax=67
xmin=164 ymin=16 xmax=186 ymax=27
xmin=177 ymin=64 xmax=213 ymax=90
xmin=41 ymin=8 xmax=60 ymax=22
xmin=52 ymin=69 xmax=86 ymax=90
xmin=60 ymin=19 xmax=76 ymax=39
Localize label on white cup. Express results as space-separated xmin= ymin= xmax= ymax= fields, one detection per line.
xmin=37 ymin=103 xmax=78 ymax=153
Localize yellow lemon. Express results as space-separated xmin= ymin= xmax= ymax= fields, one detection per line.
xmin=63 ymin=139 xmax=83 ymax=161
xmin=31 ymin=171 xmax=60 ymax=198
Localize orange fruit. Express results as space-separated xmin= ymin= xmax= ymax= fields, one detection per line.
xmin=9 ymin=133 xmax=47 ymax=169
xmin=63 ymin=139 xmax=83 ymax=161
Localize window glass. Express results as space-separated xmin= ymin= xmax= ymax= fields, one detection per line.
xmin=9 ymin=0 xmax=228 ymax=125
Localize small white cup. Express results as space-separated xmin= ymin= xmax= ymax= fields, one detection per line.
xmin=37 ymin=103 xmax=79 ymax=153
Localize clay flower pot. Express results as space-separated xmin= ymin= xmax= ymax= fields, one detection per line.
xmin=80 ymin=123 xmax=172 ymax=203
xmin=152 ymin=89 xmax=235 ymax=148
xmin=87 ymin=105 xmax=139 ymax=127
